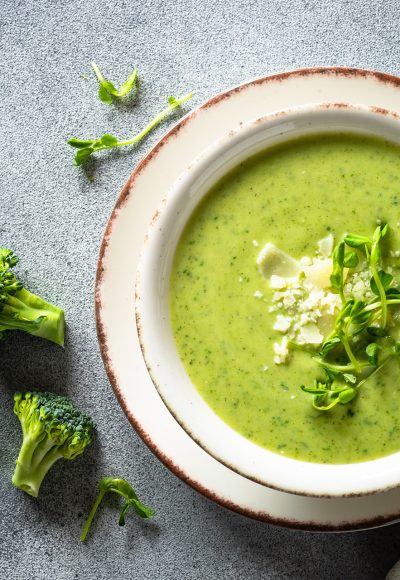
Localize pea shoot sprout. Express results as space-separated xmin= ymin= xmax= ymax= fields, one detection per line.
xmin=301 ymin=224 xmax=400 ymax=411
xmin=68 ymin=92 xmax=193 ymax=165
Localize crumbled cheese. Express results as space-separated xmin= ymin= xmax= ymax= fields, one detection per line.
xmin=320 ymin=293 xmax=339 ymax=315
xmin=254 ymin=290 xmax=263 ymax=298
xmin=299 ymin=312 xmax=311 ymax=326
xmin=252 ymin=240 xmax=259 ymax=247
xmin=273 ymin=337 xmax=289 ymax=365
xmin=269 ymin=275 xmax=287 ymax=289
xmin=344 ymin=268 xmax=373 ymax=300
xmin=300 ymin=288 xmax=325 ymax=311
xmin=269 ymin=270 xmax=341 ymax=363
xmin=317 ymin=234 xmax=334 ymax=258
xmin=262 ymin=364 xmax=269 ymax=371
xmin=257 ymin=243 xmax=302 ymax=279
xmin=300 ymin=256 xmax=312 ymax=266
xmin=296 ymin=323 xmax=324 ymax=345
xmin=260 ymin=239 xmax=384 ymax=366
xmin=283 ymin=293 xmax=296 ymax=308
xmin=303 ymin=258 xmax=333 ymax=289
xmin=353 ymin=280 xmax=365 ymax=295
xmin=390 ymin=250 xmax=400 ymax=258
xmin=273 ymin=315 xmax=291 ymax=333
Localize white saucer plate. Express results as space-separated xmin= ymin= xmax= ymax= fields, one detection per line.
xmin=96 ymin=67 xmax=400 ymax=531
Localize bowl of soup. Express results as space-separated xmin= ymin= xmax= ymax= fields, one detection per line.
xmin=136 ymin=103 xmax=400 ymax=497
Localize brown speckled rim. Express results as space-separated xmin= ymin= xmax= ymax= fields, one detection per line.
xmin=95 ymin=67 xmax=400 ymax=532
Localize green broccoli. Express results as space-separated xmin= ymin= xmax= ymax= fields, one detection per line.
xmin=12 ymin=391 xmax=95 ymax=497
xmin=0 ymin=248 xmax=64 ymax=345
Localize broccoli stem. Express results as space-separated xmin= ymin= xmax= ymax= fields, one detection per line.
xmin=0 ymin=288 xmax=64 ymax=346
xmin=12 ymin=434 xmax=63 ymax=497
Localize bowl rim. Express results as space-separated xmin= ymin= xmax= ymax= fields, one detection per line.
xmin=135 ymin=101 xmax=400 ymax=498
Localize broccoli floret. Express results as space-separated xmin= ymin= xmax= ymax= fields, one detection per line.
xmin=0 ymin=248 xmax=64 ymax=345
xmin=12 ymin=391 xmax=95 ymax=497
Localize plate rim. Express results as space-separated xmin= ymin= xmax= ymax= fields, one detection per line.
xmin=95 ymin=66 xmax=400 ymax=531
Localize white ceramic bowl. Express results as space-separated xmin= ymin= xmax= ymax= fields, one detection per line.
xmin=136 ymin=103 xmax=400 ymax=498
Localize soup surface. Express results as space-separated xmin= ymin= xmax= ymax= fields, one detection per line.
xmin=169 ymin=133 xmax=400 ymax=464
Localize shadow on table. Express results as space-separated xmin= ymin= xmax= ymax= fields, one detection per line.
xmin=0 ymin=331 xmax=71 ymax=394
xmin=206 ymin=500 xmax=400 ymax=580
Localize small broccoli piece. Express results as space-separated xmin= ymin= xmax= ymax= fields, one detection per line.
xmin=0 ymin=248 xmax=64 ymax=345
xmin=12 ymin=391 xmax=95 ymax=497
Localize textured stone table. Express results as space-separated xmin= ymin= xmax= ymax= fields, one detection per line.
xmin=1 ymin=1 xmax=400 ymax=578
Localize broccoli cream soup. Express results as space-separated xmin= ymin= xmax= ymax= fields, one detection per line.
xmin=169 ymin=133 xmax=400 ymax=464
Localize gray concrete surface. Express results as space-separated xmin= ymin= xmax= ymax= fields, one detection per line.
xmin=1 ymin=0 xmax=400 ymax=578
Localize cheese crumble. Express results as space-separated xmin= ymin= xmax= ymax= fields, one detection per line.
xmin=256 ymin=238 xmax=345 ymax=364
xmin=255 ymin=238 xmax=400 ymax=365
xmin=268 ymin=270 xmax=341 ymax=364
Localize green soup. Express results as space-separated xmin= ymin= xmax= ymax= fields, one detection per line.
xmin=169 ymin=133 xmax=400 ymax=464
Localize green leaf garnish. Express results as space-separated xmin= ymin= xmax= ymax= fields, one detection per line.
xmin=338 ymin=388 xmax=357 ymax=404
xmin=301 ymin=223 xmax=400 ymax=411
xmin=68 ymin=92 xmax=193 ymax=166
xmin=168 ymin=96 xmax=180 ymax=105
xmin=301 ymin=382 xmax=330 ymax=395
xmin=98 ymin=83 xmax=113 ymax=104
xmin=370 ymin=270 xmax=393 ymax=295
xmin=343 ymin=251 xmax=359 ymax=268
xmin=343 ymin=233 xmax=371 ymax=248
xmin=370 ymin=226 xmax=390 ymax=326
xmin=386 ymin=287 xmax=400 ymax=296
xmin=366 ymin=342 xmax=379 ymax=366
xmin=343 ymin=373 xmax=357 ymax=384
xmin=91 ymin=62 xmax=138 ymax=104
xmin=330 ymin=241 xmax=345 ymax=301
xmin=366 ymin=326 xmax=387 ymax=337
xmin=73 ymin=147 xmax=95 ymax=166
xmin=306 ymin=384 xmax=358 ymax=411
xmin=68 ymin=138 xmax=97 ymax=149
xmin=100 ymin=133 xmax=119 ymax=146
xmin=81 ymin=477 xmax=154 ymax=542
xmin=320 ymin=336 xmax=341 ymax=357
xmin=344 ymin=225 xmax=390 ymax=327
xmin=324 ymin=367 xmax=339 ymax=383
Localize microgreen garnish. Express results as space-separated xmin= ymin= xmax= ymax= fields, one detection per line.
xmin=366 ymin=342 xmax=379 ymax=366
xmin=68 ymin=92 xmax=193 ymax=165
xmin=330 ymin=241 xmax=346 ymax=302
xmin=301 ymin=371 xmax=357 ymax=411
xmin=301 ymin=223 xmax=400 ymax=411
xmin=91 ymin=62 xmax=138 ymax=104
xmin=345 ymin=224 xmax=389 ymax=326
xmin=81 ymin=477 xmax=154 ymax=542
xmin=330 ymin=241 xmax=359 ymax=303
xmin=319 ymin=336 xmax=341 ymax=357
